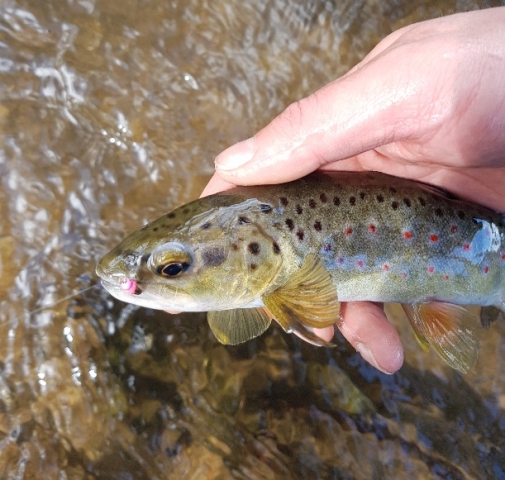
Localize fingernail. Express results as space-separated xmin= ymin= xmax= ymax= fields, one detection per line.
xmin=215 ymin=137 xmax=255 ymax=171
xmin=355 ymin=342 xmax=392 ymax=375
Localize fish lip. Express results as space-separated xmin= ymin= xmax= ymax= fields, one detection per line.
xmin=99 ymin=278 xmax=123 ymax=293
xmin=95 ymin=260 xmax=109 ymax=280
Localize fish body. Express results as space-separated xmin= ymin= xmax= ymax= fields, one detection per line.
xmin=97 ymin=172 xmax=505 ymax=371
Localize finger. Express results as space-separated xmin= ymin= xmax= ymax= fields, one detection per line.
xmin=200 ymin=173 xmax=237 ymax=197
xmin=214 ymin=53 xmax=424 ymax=185
xmin=293 ymin=326 xmax=335 ymax=346
xmin=338 ymin=302 xmax=404 ymax=374
xmin=312 ymin=326 xmax=336 ymax=343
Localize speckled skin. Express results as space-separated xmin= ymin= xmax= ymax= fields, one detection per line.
xmin=230 ymin=172 xmax=505 ymax=308
xmin=97 ymin=172 xmax=505 ymax=313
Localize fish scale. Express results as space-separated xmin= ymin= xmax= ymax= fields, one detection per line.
xmin=97 ymin=171 xmax=505 ymax=372
xmin=231 ymin=173 xmax=504 ymax=307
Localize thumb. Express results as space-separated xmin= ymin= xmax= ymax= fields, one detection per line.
xmin=214 ymin=54 xmax=423 ymax=185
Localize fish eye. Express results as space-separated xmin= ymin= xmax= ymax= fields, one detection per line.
xmin=156 ymin=261 xmax=190 ymax=278
xmin=149 ymin=242 xmax=193 ymax=278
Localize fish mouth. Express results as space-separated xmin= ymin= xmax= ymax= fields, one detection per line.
xmin=95 ymin=260 xmax=110 ymax=281
xmin=99 ymin=278 xmax=125 ymax=296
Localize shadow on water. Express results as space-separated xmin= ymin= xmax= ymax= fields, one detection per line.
xmin=1 ymin=0 xmax=505 ymax=478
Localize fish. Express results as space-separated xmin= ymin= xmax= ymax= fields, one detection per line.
xmin=96 ymin=172 xmax=505 ymax=372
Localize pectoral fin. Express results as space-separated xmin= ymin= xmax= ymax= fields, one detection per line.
xmin=402 ymin=302 xmax=480 ymax=373
xmin=207 ymin=308 xmax=271 ymax=345
xmin=262 ymin=253 xmax=339 ymax=346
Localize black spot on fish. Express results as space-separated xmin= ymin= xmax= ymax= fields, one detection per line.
xmin=239 ymin=216 xmax=251 ymax=225
xmin=183 ymin=208 xmax=190 ymax=214
xmin=260 ymin=204 xmax=272 ymax=213
xmin=314 ymin=221 xmax=322 ymax=231
xmin=309 ymin=199 xmax=317 ymax=209
xmin=389 ymin=187 xmax=397 ymax=194
xmin=202 ymin=247 xmax=226 ymax=267
xmin=231 ymin=244 xmax=239 ymax=251
xmin=201 ymin=222 xmax=211 ymax=229
xmin=349 ymin=196 xmax=356 ymax=206
xmin=296 ymin=229 xmax=304 ymax=241
xmin=418 ymin=197 xmax=426 ymax=207
xmin=280 ymin=197 xmax=289 ymax=207
xmin=457 ymin=210 xmax=465 ymax=219
xmin=285 ymin=219 xmax=294 ymax=231
xmin=359 ymin=191 xmax=366 ymax=200
xmin=248 ymin=242 xmax=260 ymax=255
xmin=273 ymin=242 xmax=280 ymax=254
xmin=167 ymin=212 xmax=176 ymax=219
xmin=250 ymin=263 xmax=257 ymax=271
xmin=333 ymin=196 xmax=340 ymax=206
xmin=153 ymin=227 xmax=159 ymax=232
xmin=403 ymin=198 xmax=411 ymax=208
xmin=296 ymin=205 xmax=303 ymax=215
xmin=320 ymin=193 xmax=328 ymax=203
xmin=377 ymin=194 xmax=384 ymax=203
xmin=391 ymin=201 xmax=399 ymax=210
xmin=435 ymin=208 xmax=443 ymax=218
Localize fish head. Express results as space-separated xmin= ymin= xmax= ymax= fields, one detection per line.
xmin=96 ymin=195 xmax=285 ymax=311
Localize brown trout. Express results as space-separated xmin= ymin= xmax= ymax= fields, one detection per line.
xmin=96 ymin=172 xmax=505 ymax=372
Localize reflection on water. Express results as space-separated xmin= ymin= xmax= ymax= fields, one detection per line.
xmin=1 ymin=0 xmax=505 ymax=477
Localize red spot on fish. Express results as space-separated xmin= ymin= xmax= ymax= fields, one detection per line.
xmin=383 ymin=264 xmax=389 ymax=271
xmin=483 ymin=266 xmax=489 ymax=274
xmin=443 ymin=275 xmax=449 ymax=281
xmin=401 ymin=273 xmax=407 ymax=279
xmin=345 ymin=228 xmax=353 ymax=236
xmin=368 ymin=224 xmax=376 ymax=234
xmin=450 ymin=225 xmax=457 ymax=233
xmin=428 ymin=266 xmax=435 ymax=273
xmin=323 ymin=244 xmax=331 ymax=252
xmin=337 ymin=257 xmax=344 ymax=264
xmin=403 ymin=231 xmax=413 ymax=240
xmin=357 ymin=260 xmax=363 ymax=268
xmin=430 ymin=234 xmax=439 ymax=243
xmin=463 ymin=244 xmax=471 ymax=251
xmin=501 ymin=253 xmax=505 ymax=260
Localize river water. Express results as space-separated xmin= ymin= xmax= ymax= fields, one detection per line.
xmin=1 ymin=0 xmax=505 ymax=478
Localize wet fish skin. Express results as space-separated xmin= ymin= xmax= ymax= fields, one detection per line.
xmin=96 ymin=172 xmax=505 ymax=371
xmin=227 ymin=172 xmax=505 ymax=307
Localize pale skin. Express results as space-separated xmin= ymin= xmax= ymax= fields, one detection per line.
xmin=201 ymin=7 xmax=505 ymax=374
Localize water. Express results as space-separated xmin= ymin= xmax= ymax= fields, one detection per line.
xmin=1 ymin=0 xmax=505 ymax=478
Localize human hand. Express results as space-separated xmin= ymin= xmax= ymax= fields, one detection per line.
xmin=201 ymin=8 xmax=505 ymax=374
